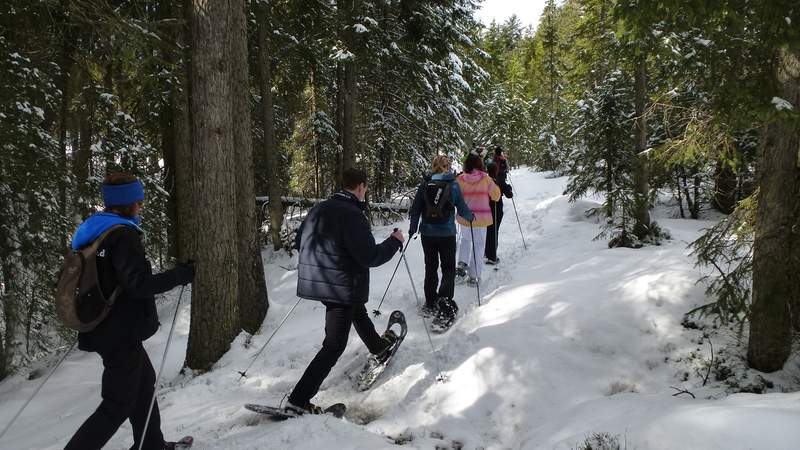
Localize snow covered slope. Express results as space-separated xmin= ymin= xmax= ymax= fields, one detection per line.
xmin=2 ymin=169 xmax=799 ymax=450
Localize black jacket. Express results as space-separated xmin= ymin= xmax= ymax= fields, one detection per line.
xmin=295 ymin=191 xmax=402 ymax=305
xmin=78 ymin=228 xmax=184 ymax=353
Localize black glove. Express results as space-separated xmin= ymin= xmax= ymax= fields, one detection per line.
xmin=173 ymin=262 xmax=195 ymax=286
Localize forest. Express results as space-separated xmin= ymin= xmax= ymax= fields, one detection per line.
xmin=1 ymin=0 xmax=798 ymax=388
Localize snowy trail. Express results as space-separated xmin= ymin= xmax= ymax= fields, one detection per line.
xmin=2 ymin=169 xmax=800 ymax=450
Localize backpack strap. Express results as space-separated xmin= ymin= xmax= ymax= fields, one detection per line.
xmin=82 ymin=224 xmax=126 ymax=306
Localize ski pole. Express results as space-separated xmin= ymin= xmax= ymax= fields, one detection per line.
xmin=237 ymin=296 xmax=302 ymax=379
xmin=400 ymin=244 xmax=446 ymax=382
xmin=0 ymin=340 xmax=77 ymax=443
xmin=507 ymin=178 xmax=528 ymax=251
xmin=139 ymin=284 xmax=186 ymax=450
xmin=469 ymin=221 xmax=481 ymax=306
xmin=373 ymin=234 xmax=414 ymax=317
xmin=492 ymin=201 xmax=498 ymax=258
xmin=509 ymin=195 xmax=527 ymax=251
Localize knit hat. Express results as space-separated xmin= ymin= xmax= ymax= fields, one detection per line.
xmin=102 ymin=179 xmax=145 ymax=207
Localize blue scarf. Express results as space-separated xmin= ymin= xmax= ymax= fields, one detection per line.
xmin=71 ymin=212 xmax=142 ymax=250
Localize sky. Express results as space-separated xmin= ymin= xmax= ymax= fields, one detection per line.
xmin=475 ymin=0 xmax=548 ymax=30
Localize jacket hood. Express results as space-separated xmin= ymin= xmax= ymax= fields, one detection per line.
xmin=459 ymin=170 xmax=488 ymax=184
xmin=431 ymin=172 xmax=456 ymax=181
xmin=71 ymin=212 xmax=142 ymax=250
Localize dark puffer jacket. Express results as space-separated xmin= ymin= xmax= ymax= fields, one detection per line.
xmin=295 ymin=191 xmax=402 ymax=304
xmin=78 ymin=227 xmax=186 ymax=353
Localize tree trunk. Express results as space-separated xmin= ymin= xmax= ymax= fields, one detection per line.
xmin=186 ymin=0 xmax=241 ymax=371
xmin=231 ymin=0 xmax=268 ymax=334
xmin=174 ymin=28 xmax=194 ymax=265
xmin=74 ymin=77 xmax=94 ymax=221
xmin=712 ymin=160 xmax=738 ymax=214
xmin=338 ymin=0 xmax=358 ymax=175
xmin=257 ymin=14 xmax=284 ymax=252
xmin=632 ymin=54 xmax=651 ymax=239
xmin=747 ymin=45 xmax=800 ymax=371
xmin=57 ymin=0 xmax=75 ymax=248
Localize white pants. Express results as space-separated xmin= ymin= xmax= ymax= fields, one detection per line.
xmin=457 ymin=224 xmax=487 ymax=280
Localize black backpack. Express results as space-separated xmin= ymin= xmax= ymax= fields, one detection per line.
xmin=422 ymin=180 xmax=453 ymax=224
xmin=55 ymin=225 xmax=123 ymax=332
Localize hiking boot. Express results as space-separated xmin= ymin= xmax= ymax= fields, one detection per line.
xmin=284 ymin=401 xmax=323 ymax=416
xmin=466 ymin=276 xmax=479 ymax=287
xmin=376 ymin=329 xmax=399 ymax=363
xmin=420 ymin=303 xmax=439 ymax=318
xmin=484 ymin=257 xmax=499 ymax=265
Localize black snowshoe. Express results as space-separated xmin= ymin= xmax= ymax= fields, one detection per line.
xmin=165 ymin=436 xmax=194 ymax=449
xmin=430 ymin=297 xmax=458 ymax=333
xmin=455 ymin=262 xmax=468 ymax=284
xmin=245 ymin=402 xmax=346 ymax=421
xmin=356 ymin=310 xmax=407 ymax=391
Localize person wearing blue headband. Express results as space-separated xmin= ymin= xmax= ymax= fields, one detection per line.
xmin=66 ymin=173 xmax=194 ymax=450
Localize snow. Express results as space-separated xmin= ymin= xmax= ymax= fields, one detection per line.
xmin=353 ymin=24 xmax=368 ymax=34
xmin=2 ymin=169 xmax=800 ymax=449
xmin=771 ymin=97 xmax=794 ymax=111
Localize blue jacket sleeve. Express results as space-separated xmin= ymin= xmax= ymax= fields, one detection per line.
xmin=452 ymin=183 xmax=474 ymax=222
xmin=408 ymin=184 xmax=424 ymax=235
xmin=341 ymin=212 xmax=402 ymax=268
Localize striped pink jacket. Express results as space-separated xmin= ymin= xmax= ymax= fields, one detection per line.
xmin=456 ymin=170 xmax=501 ymax=227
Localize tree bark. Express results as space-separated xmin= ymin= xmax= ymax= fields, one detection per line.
xmin=632 ymin=54 xmax=651 ymax=239
xmin=257 ymin=13 xmax=284 ymax=252
xmin=74 ymin=75 xmax=94 ymax=221
xmin=174 ymin=27 xmax=194 ymax=264
xmin=186 ymin=0 xmax=241 ymax=371
xmin=338 ymin=0 xmax=359 ymax=176
xmin=57 ymin=0 xmax=75 ymax=248
xmin=747 ymin=45 xmax=800 ymax=371
xmin=231 ymin=0 xmax=269 ymax=334
xmin=712 ymin=159 xmax=738 ymax=214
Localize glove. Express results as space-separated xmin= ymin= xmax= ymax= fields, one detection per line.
xmin=173 ymin=261 xmax=195 ymax=286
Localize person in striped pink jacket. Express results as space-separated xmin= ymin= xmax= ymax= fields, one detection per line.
xmin=455 ymin=153 xmax=501 ymax=286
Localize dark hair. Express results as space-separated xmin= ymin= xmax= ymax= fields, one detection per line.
xmin=494 ymin=146 xmax=503 ymax=156
xmin=104 ymin=172 xmax=137 ymax=186
xmin=486 ymin=162 xmax=498 ymax=179
xmin=463 ymin=153 xmax=485 ymax=173
xmin=342 ymin=168 xmax=367 ymax=190
xmin=103 ymin=172 xmax=140 ymax=217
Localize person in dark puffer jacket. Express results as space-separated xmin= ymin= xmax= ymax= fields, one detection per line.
xmin=65 ymin=173 xmax=194 ymax=450
xmin=286 ymin=168 xmax=404 ymax=414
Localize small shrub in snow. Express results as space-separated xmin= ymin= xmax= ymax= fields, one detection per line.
xmin=576 ymin=432 xmax=624 ymax=450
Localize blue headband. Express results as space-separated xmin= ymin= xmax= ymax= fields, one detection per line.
xmin=102 ymin=180 xmax=145 ymax=207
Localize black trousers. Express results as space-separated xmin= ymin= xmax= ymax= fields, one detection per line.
xmin=65 ymin=342 xmax=164 ymax=450
xmin=485 ymin=200 xmax=505 ymax=261
xmin=421 ymin=235 xmax=457 ymax=307
xmin=288 ymin=302 xmax=388 ymax=406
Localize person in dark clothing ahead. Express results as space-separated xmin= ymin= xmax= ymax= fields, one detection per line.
xmin=287 ymin=168 xmax=404 ymax=414
xmin=65 ymin=173 xmax=194 ymax=450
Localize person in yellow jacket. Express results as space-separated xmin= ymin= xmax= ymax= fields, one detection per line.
xmin=455 ymin=152 xmax=501 ymax=286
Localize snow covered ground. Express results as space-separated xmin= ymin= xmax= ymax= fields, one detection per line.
xmin=2 ymin=169 xmax=800 ymax=450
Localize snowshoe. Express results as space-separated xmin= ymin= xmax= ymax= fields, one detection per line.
xmin=420 ymin=303 xmax=438 ymax=318
xmin=356 ymin=310 xmax=407 ymax=391
xmin=165 ymin=436 xmax=193 ymax=449
xmin=244 ymin=402 xmax=346 ymax=421
xmin=430 ymin=298 xmax=458 ymax=333
xmin=455 ymin=262 xmax=468 ymax=277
